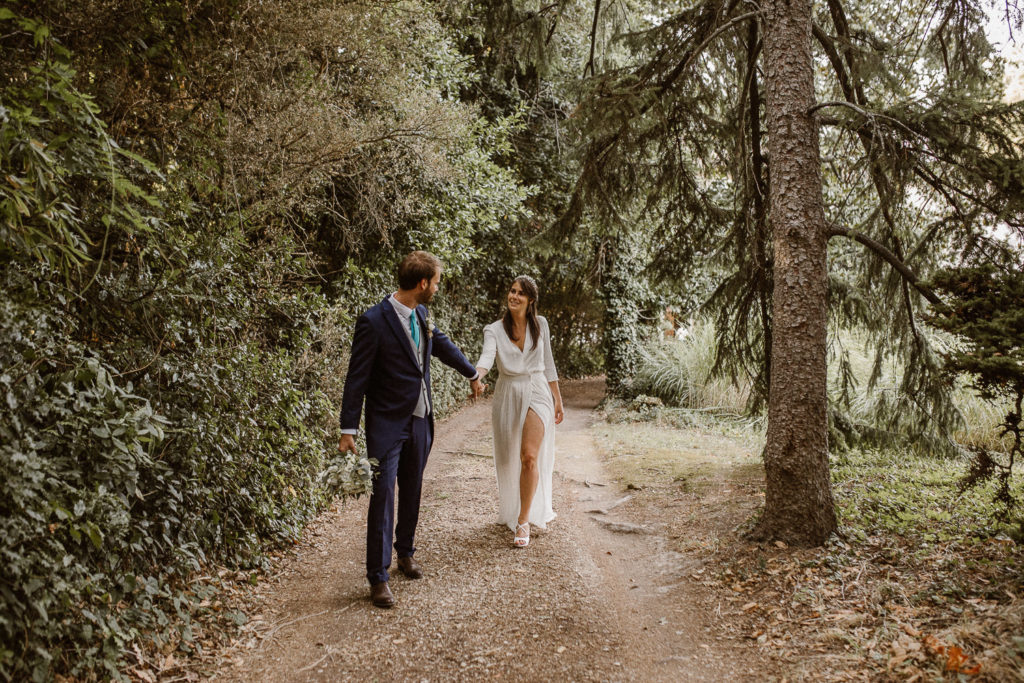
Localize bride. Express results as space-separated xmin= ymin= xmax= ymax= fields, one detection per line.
xmin=475 ymin=275 xmax=564 ymax=547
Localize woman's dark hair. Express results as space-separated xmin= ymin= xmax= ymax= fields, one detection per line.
xmin=397 ymin=250 xmax=441 ymax=290
xmin=502 ymin=276 xmax=540 ymax=350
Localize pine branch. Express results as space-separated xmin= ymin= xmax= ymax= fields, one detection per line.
xmin=744 ymin=20 xmax=771 ymax=392
xmin=827 ymin=224 xmax=942 ymax=305
xmin=584 ymin=0 xmax=601 ymax=77
xmin=826 ymin=0 xmax=867 ymax=106
xmin=811 ymin=21 xmax=855 ymax=103
xmin=816 ymin=96 xmax=1024 ymax=235
xmin=654 ymin=9 xmax=760 ymax=101
xmin=809 ymin=100 xmax=918 ymax=137
xmin=557 ymin=6 xmax=759 ymax=235
xmin=912 ymin=163 xmax=1020 ymax=229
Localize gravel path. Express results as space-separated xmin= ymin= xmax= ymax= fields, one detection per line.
xmin=212 ymin=379 xmax=764 ymax=681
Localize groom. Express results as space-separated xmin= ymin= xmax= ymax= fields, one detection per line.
xmin=338 ymin=251 xmax=484 ymax=608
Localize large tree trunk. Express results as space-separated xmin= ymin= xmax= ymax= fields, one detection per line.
xmin=751 ymin=0 xmax=838 ymax=544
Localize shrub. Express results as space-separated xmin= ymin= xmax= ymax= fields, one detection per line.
xmin=0 ymin=2 xmax=532 ymax=677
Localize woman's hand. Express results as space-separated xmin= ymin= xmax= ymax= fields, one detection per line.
xmin=471 ymin=367 xmax=488 ymax=399
xmin=554 ymin=401 xmax=564 ymax=424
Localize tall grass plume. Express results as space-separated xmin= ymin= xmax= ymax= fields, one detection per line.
xmin=633 ymin=320 xmax=750 ymax=414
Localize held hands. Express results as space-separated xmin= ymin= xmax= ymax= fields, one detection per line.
xmin=338 ymin=433 xmax=357 ymax=455
xmin=470 ymin=377 xmax=487 ymax=399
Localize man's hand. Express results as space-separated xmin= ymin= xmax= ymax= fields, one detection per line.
xmin=338 ymin=433 xmax=357 ymax=455
xmin=470 ymin=377 xmax=486 ymax=399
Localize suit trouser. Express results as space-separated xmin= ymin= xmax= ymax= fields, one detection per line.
xmin=366 ymin=415 xmax=431 ymax=585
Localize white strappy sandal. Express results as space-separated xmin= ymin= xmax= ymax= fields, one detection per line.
xmin=513 ymin=523 xmax=530 ymax=548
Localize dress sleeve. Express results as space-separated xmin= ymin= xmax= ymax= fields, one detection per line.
xmin=476 ymin=324 xmax=497 ymax=373
xmin=541 ymin=317 xmax=558 ymax=382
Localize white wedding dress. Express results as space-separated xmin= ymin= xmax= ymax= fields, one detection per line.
xmin=475 ymin=316 xmax=559 ymax=531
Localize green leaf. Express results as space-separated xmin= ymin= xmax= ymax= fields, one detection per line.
xmin=86 ymin=524 xmax=103 ymax=549
xmin=32 ymin=24 xmax=50 ymax=46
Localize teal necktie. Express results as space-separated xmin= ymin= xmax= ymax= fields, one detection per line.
xmin=410 ymin=312 xmax=420 ymax=347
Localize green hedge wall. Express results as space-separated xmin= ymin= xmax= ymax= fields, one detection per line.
xmin=0 ymin=3 xmax=529 ymax=679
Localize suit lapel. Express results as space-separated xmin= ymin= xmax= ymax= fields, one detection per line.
xmin=381 ymin=297 xmax=421 ymax=370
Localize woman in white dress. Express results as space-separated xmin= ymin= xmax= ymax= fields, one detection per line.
xmin=475 ymin=276 xmax=564 ymax=547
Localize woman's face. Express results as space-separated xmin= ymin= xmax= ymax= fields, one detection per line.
xmin=507 ymin=281 xmax=532 ymax=315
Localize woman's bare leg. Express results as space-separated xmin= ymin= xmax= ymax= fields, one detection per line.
xmin=517 ymin=408 xmax=544 ymax=534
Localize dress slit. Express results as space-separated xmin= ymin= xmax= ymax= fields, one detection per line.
xmin=521 ymin=407 xmax=545 ymax=448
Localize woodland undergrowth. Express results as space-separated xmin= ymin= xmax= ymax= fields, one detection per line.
xmin=598 ymin=397 xmax=1024 ymax=682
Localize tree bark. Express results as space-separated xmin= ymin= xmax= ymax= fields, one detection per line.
xmin=750 ymin=0 xmax=837 ymax=545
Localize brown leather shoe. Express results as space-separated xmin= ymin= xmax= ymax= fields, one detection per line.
xmin=370 ymin=581 xmax=394 ymax=608
xmin=396 ymin=556 xmax=423 ymax=579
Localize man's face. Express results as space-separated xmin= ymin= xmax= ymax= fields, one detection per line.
xmin=417 ymin=269 xmax=441 ymax=305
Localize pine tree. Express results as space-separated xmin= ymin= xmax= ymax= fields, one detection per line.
xmin=928 ymin=257 xmax=1024 ymax=521
xmin=561 ymin=0 xmax=1024 ymax=544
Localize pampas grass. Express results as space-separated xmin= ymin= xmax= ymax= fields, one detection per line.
xmin=633 ymin=320 xmax=750 ymax=415
xmin=633 ymin=319 xmax=1011 ymax=453
xmin=829 ymin=329 xmax=1014 ymax=454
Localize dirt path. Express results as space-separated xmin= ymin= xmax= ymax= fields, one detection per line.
xmin=210 ymin=379 xmax=768 ymax=681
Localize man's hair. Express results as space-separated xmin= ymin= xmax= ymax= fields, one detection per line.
xmin=397 ymin=251 xmax=441 ymax=290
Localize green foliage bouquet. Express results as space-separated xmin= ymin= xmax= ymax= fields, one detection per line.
xmin=319 ymin=449 xmax=376 ymax=500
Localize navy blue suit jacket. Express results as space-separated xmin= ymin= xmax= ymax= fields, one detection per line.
xmin=339 ymin=297 xmax=477 ymax=462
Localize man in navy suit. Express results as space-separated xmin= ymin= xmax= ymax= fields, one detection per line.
xmin=338 ymin=251 xmax=484 ymax=608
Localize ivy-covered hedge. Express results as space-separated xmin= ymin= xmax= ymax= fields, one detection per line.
xmin=0 ymin=3 xmax=530 ymax=679
xmin=0 ymin=65 xmax=344 ymax=675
